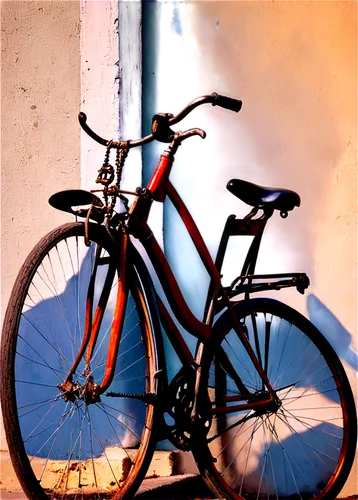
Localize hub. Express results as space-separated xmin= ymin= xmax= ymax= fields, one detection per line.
xmin=252 ymin=390 xmax=282 ymax=417
xmin=58 ymin=376 xmax=101 ymax=405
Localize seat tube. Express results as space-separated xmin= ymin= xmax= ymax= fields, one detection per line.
xmin=97 ymin=230 xmax=130 ymax=394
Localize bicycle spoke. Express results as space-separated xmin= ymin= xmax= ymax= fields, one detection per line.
xmin=270 ymin=322 xmax=293 ymax=386
xmin=263 ymin=417 xmax=279 ymax=500
xmin=267 ymin=314 xmax=283 ymax=383
xmin=280 ymin=407 xmax=343 ymax=451
xmin=266 ymin=415 xmax=306 ymax=498
xmin=25 ymin=401 xmax=72 ymax=444
xmin=112 ymin=355 xmax=146 ymax=381
xmin=208 ymin=409 xmax=257 ymax=444
xmin=222 ymin=336 xmax=258 ymax=391
xmin=263 ymin=314 xmax=271 ymax=379
xmin=281 ymin=385 xmax=337 ymax=403
xmin=277 ymin=410 xmax=336 ymax=478
xmin=274 ymin=333 xmax=312 ymax=386
xmin=277 ymin=409 xmax=334 ymax=480
xmin=250 ymin=312 xmax=264 ymax=390
xmin=20 ymin=313 xmax=72 ymax=371
xmin=53 ymin=404 xmax=80 ymax=496
xmin=256 ymin=424 xmax=268 ymax=499
xmin=19 ymin=395 xmax=63 ymax=419
xmin=223 ymin=415 xmax=265 ymax=472
xmin=35 ymin=266 xmax=77 ymax=350
xmin=16 ymin=379 xmax=58 ymax=388
xmin=275 ymin=352 xmax=325 ymax=385
xmin=29 ymin=402 xmax=76 ymax=461
xmin=24 ymin=290 xmax=71 ymax=367
xmin=96 ymin=403 xmax=143 ymax=442
xmin=16 ymin=351 xmax=68 ymax=377
xmin=16 ymin=339 xmax=67 ymax=383
xmin=80 ymin=405 xmax=121 ymax=491
xmin=89 ymin=313 xmax=139 ymax=372
xmin=285 ymin=414 xmax=343 ymax=425
xmin=238 ymin=417 xmax=264 ymax=494
xmin=101 ymin=400 xmax=147 ymax=426
xmin=86 ymin=407 xmax=101 ymax=497
xmin=38 ymin=405 xmax=80 ymax=487
xmin=99 ymin=402 xmax=135 ymax=465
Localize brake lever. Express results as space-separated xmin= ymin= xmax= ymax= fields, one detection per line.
xmin=166 ymin=128 xmax=206 ymax=155
xmin=177 ymin=128 xmax=206 ymax=140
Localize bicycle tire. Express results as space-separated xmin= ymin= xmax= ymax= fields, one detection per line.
xmin=193 ymin=298 xmax=357 ymax=500
xmin=1 ymin=222 xmax=162 ymax=500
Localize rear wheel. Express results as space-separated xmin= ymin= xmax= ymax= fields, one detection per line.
xmin=1 ymin=222 xmax=161 ymax=499
xmin=194 ymin=298 xmax=357 ymax=500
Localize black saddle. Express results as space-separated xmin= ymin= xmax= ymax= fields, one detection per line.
xmin=49 ymin=189 xmax=105 ymax=222
xmin=227 ymin=179 xmax=300 ymax=212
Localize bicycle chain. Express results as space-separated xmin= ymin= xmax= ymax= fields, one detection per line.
xmin=96 ymin=140 xmax=130 ymax=221
xmin=106 ymin=391 xmax=158 ymax=404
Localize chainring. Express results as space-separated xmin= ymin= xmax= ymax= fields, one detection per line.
xmin=163 ymin=366 xmax=212 ymax=451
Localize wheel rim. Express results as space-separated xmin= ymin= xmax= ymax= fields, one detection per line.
xmin=6 ymin=226 xmax=156 ymax=499
xmin=205 ymin=305 xmax=351 ymax=500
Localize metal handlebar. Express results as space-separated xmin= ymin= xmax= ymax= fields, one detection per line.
xmin=79 ymin=93 xmax=242 ymax=148
xmin=78 ymin=113 xmax=154 ymax=148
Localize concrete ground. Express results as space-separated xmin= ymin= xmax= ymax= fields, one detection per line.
xmin=0 ymin=474 xmax=215 ymax=500
xmin=1 ymin=450 xmax=356 ymax=500
xmin=1 ymin=476 xmax=357 ymax=500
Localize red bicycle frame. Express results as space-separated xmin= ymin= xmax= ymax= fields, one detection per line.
xmin=61 ymin=146 xmax=277 ymax=417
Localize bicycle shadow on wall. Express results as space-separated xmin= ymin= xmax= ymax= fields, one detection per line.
xmin=307 ymin=294 xmax=358 ymax=376
xmin=15 ymin=243 xmax=145 ymax=461
xmin=208 ymin=295 xmax=357 ymax=497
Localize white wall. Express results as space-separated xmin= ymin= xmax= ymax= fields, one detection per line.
xmin=146 ymin=0 xmax=357 ymax=494
xmin=1 ymin=1 xmax=81 ymax=321
xmin=1 ymin=0 xmax=81 ymax=451
xmin=80 ymin=0 xmax=120 ymax=190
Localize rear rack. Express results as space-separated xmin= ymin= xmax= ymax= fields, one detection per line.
xmin=215 ymin=272 xmax=310 ymax=314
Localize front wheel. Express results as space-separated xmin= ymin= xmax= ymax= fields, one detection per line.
xmin=1 ymin=222 xmax=162 ymax=500
xmin=194 ymin=298 xmax=357 ymax=500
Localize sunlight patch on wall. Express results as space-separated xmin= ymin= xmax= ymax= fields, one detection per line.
xmin=169 ymin=3 xmax=291 ymax=272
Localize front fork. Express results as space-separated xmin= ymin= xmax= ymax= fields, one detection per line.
xmin=59 ymin=230 xmax=130 ymax=404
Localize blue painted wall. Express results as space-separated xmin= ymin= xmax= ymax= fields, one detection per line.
xmin=142 ymin=1 xmax=205 ymax=379
xmin=142 ymin=0 xmax=160 ymax=187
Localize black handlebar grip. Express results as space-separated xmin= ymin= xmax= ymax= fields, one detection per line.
xmin=211 ymin=92 xmax=242 ymax=113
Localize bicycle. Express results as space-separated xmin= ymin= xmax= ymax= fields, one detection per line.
xmin=1 ymin=93 xmax=356 ymax=500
